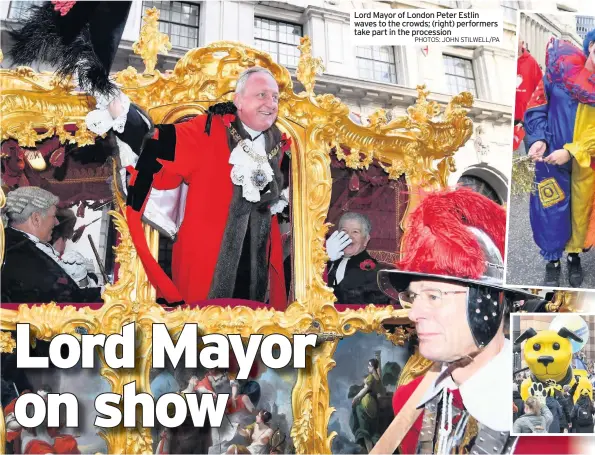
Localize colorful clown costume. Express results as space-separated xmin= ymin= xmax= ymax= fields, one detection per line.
xmin=525 ymin=37 xmax=595 ymax=264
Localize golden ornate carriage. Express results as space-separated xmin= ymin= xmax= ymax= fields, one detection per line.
xmin=0 ymin=13 xmax=577 ymax=454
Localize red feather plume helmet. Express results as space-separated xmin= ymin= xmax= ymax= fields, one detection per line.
xmin=378 ymin=187 xmax=537 ymax=348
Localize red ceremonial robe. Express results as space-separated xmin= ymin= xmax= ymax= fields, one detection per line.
xmin=392 ymin=376 xmax=575 ymax=454
xmin=126 ymin=113 xmax=286 ymax=309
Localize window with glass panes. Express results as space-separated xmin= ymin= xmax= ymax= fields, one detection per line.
xmin=142 ymin=1 xmax=199 ymax=49
xmin=576 ymin=16 xmax=595 ymax=40
xmin=500 ymin=1 xmax=519 ymax=23
xmin=443 ymin=55 xmax=477 ymax=97
xmin=356 ymin=46 xmax=398 ymax=84
xmin=8 ymin=0 xmax=43 ymax=20
xmin=254 ymin=17 xmax=302 ymax=66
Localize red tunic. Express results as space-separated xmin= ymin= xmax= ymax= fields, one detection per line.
xmin=392 ymin=375 xmax=575 ymax=454
xmin=126 ymin=114 xmax=286 ymax=308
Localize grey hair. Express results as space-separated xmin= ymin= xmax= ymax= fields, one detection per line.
xmin=338 ymin=212 xmax=372 ymax=237
xmin=4 ymin=186 xmax=59 ymax=225
xmin=235 ymin=67 xmax=276 ymax=95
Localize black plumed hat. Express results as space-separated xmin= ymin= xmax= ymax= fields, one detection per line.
xmin=7 ymin=1 xmax=132 ymax=96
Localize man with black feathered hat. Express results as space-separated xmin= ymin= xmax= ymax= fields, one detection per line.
xmin=102 ymin=67 xmax=291 ymax=308
xmin=371 ymin=187 xmax=566 ymax=455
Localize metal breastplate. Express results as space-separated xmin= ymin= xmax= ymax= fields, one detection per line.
xmin=416 ymin=393 xmax=518 ymax=454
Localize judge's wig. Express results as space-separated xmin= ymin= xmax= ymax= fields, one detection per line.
xmin=4 ymin=186 xmax=59 ymax=225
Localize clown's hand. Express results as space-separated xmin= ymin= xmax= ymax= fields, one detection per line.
xmin=543 ymin=148 xmax=571 ymax=166
xmin=528 ymin=140 xmax=547 ymax=162
xmin=326 ymin=231 xmax=352 ymax=261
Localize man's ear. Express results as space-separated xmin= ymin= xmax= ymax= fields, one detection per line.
xmin=30 ymin=211 xmax=42 ymax=228
xmin=234 ymin=92 xmax=241 ymax=111
xmin=364 ymin=235 xmax=371 ymax=248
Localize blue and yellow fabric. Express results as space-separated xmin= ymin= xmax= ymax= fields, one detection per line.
xmin=525 ymin=35 xmax=595 ymax=260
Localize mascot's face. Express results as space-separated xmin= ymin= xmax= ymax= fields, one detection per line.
xmin=408 ymin=280 xmax=476 ymax=362
xmin=235 ymin=72 xmax=279 ymax=132
xmin=522 ymin=329 xmax=573 ymax=382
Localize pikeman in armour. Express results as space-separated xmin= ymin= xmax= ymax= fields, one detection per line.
xmin=371 ymin=188 xmax=554 ymax=454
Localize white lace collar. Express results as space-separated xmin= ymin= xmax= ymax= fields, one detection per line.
xmin=229 ymin=123 xmax=272 ymax=203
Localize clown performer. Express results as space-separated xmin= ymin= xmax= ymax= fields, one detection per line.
xmin=369 ymin=187 xmax=568 ymax=455
xmin=526 ymin=29 xmax=595 ymax=288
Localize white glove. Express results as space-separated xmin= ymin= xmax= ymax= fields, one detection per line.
xmin=86 ymin=90 xmax=130 ymax=135
xmin=60 ymin=251 xmax=89 ymax=282
xmin=326 ymin=231 xmax=352 ymax=261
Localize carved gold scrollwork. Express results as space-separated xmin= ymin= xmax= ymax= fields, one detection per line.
xmin=0 ymin=331 xmax=16 ymax=354
xmin=296 ymin=36 xmax=325 ymax=96
xmin=133 ymin=7 xmax=172 ymax=75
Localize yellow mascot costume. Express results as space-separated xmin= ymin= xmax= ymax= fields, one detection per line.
xmin=515 ymin=327 xmax=593 ymax=403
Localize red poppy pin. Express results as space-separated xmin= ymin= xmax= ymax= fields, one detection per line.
xmin=222 ymin=114 xmax=236 ymax=128
xmin=57 ymin=276 xmax=69 ymax=285
xmin=360 ymin=259 xmax=376 ymax=271
xmin=281 ymin=133 xmax=292 ymax=152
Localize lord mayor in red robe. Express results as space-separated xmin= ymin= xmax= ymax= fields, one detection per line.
xmin=104 ymin=67 xmax=290 ymax=308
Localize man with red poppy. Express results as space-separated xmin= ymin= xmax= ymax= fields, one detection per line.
xmin=325 ymin=212 xmax=389 ymax=304
xmin=101 ymin=67 xmax=291 ymax=307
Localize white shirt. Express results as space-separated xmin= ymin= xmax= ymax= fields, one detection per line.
xmin=417 ymin=338 xmax=511 ymax=431
xmin=242 ymin=122 xmax=266 ymax=150
xmin=335 ymin=257 xmax=350 ymax=284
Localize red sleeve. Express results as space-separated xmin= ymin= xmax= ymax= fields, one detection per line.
xmin=146 ymin=114 xmax=209 ymax=189
xmin=167 ymin=115 xmax=208 ymax=182
xmin=392 ymin=375 xmax=424 ymax=454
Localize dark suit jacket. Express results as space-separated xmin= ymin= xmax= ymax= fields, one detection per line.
xmin=327 ymin=250 xmax=390 ymax=305
xmin=1 ymin=227 xmax=101 ymax=303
